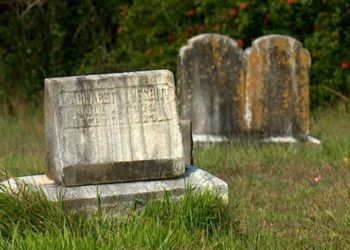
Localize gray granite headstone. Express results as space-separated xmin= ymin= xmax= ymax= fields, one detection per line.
xmin=244 ymin=35 xmax=311 ymax=139
xmin=45 ymin=70 xmax=185 ymax=186
xmin=177 ymin=33 xmax=245 ymax=142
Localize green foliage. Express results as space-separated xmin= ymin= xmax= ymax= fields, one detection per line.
xmin=0 ymin=1 xmax=48 ymax=105
xmin=0 ymin=0 xmax=350 ymax=106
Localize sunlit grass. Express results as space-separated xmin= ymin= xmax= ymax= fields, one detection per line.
xmin=1 ymin=103 xmax=350 ymax=248
xmin=195 ymin=103 xmax=350 ymax=248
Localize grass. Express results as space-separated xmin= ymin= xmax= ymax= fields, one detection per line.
xmin=0 ymin=108 xmax=45 ymax=178
xmin=1 ymin=103 xmax=350 ymax=248
xmin=0 ymin=184 xmax=236 ymax=249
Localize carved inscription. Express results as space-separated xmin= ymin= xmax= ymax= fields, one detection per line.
xmin=59 ymin=85 xmax=175 ymax=129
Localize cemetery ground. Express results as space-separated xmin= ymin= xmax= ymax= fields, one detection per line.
xmin=1 ymin=103 xmax=350 ymax=249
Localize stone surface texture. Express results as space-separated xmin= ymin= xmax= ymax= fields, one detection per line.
xmin=177 ymin=33 xmax=245 ymax=140
xmin=45 ymin=70 xmax=184 ymax=186
xmin=180 ymin=120 xmax=193 ymax=165
xmin=244 ymin=35 xmax=310 ymax=138
xmin=1 ymin=166 xmax=228 ymax=215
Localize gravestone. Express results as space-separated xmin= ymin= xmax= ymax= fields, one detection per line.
xmin=180 ymin=120 xmax=193 ymax=165
xmin=45 ymin=70 xmax=185 ymax=186
xmin=244 ymin=35 xmax=315 ymax=141
xmin=2 ymin=69 xmax=228 ymax=215
xmin=177 ymin=33 xmax=245 ymax=142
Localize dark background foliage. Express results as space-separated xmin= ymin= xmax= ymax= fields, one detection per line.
xmin=0 ymin=0 xmax=349 ymax=109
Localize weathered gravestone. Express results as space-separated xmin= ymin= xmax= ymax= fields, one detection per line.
xmin=244 ymin=35 xmax=317 ymax=142
xmin=2 ymin=70 xmax=228 ymax=214
xmin=180 ymin=120 xmax=193 ymax=165
xmin=177 ymin=33 xmax=319 ymax=143
xmin=177 ymin=33 xmax=245 ymax=142
xmin=45 ymin=70 xmax=185 ymax=186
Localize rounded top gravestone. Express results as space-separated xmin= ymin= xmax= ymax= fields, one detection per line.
xmin=177 ymin=33 xmax=245 ymax=142
xmin=244 ymin=34 xmax=311 ymax=138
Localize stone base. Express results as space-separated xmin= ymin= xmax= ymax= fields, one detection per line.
xmin=1 ymin=166 xmax=228 ymax=215
xmin=193 ymin=134 xmax=321 ymax=145
xmin=261 ymin=136 xmax=321 ymax=145
xmin=192 ymin=134 xmax=230 ymax=142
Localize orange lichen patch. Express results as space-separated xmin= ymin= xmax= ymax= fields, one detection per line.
xmin=282 ymin=88 xmax=292 ymax=114
xmin=234 ymin=66 xmax=246 ymax=131
xmin=245 ymin=47 xmax=263 ymax=131
xmin=298 ymin=49 xmax=310 ymax=134
xmin=267 ymin=38 xmax=294 ymax=134
xmin=273 ymin=37 xmax=287 ymax=50
xmin=210 ymin=35 xmax=226 ymax=85
xmin=272 ymin=38 xmax=291 ymax=61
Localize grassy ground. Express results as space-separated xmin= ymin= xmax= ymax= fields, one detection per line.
xmin=1 ymin=103 xmax=350 ymax=248
xmin=0 ymin=108 xmax=45 ymax=178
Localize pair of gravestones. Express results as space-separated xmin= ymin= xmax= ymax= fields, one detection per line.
xmin=2 ymin=70 xmax=227 ymax=214
xmin=178 ymin=34 xmax=319 ymax=143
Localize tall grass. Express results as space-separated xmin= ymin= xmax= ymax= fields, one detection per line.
xmin=0 ymin=185 xmax=239 ymax=249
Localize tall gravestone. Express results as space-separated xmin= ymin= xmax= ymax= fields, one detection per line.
xmin=244 ymin=35 xmax=312 ymax=141
xmin=45 ymin=70 xmax=185 ymax=186
xmin=177 ymin=33 xmax=245 ymax=142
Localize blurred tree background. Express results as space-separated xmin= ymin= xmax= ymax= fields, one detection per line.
xmin=0 ymin=0 xmax=349 ymax=111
